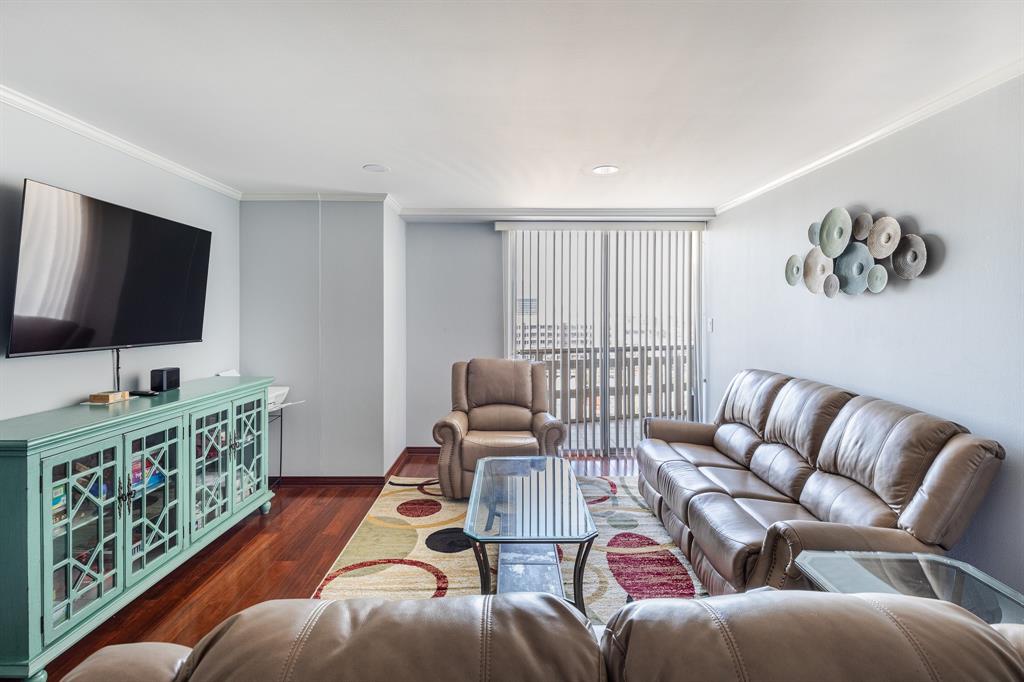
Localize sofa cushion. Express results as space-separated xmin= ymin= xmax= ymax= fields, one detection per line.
xmin=748 ymin=443 xmax=815 ymax=501
xmin=461 ymin=431 xmax=539 ymax=470
xmin=637 ymin=439 xmax=684 ymax=486
xmin=468 ymin=404 xmax=533 ymax=431
xmin=657 ymin=461 xmax=723 ymax=524
xmin=711 ymin=422 xmax=762 ymax=467
xmin=701 ymin=467 xmax=791 ymax=502
xmin=670 ymin=442 xmax=745 ymax=470
xmin=734 ymin=498 xmax=817 ymax=528
xmin=467 ymin=358 xmax=533 ymax=409
xmin=818 ymin=396 xmax=966 ymax=512
xmin=800 ymin=470 xmax=899 ymax=527
xmin=764 ymin=378 xmax=854 ymax=464
xmin=687 ymin=493 xmax=765 ymax=589
xmin=713 ymin=369 xmax=791 ymax=437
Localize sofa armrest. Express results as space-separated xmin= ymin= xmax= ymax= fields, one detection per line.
xmin=749 ymin=520 xmax=942 ymax=590
xmin=642 ymin=418 xmax=717 ymax=445
xmin=432 ymin=411 xmax=468 ymax=446
xmin=64 ymin=643 xmax=191 ymax=682
xmin=532 ymin=412 xmax=566 ymax=455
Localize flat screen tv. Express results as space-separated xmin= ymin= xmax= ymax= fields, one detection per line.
xmin=6 ymin=179 xmax=212 ymax=357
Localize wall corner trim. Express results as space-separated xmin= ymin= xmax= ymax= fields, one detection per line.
xmin=0 ymin=84 xmax=243 ymax=200
xmin=714 ymin=58 xmax=1024 ymax=215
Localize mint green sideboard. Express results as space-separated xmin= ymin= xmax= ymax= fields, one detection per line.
xmin=0 ymin=376 xmax=274 ymax=681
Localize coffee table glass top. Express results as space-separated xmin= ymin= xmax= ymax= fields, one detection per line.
xmin=796 ymin=551 xmax=1024 ymax=624
xmin=464 ymin=456 xmax=597 ymax=543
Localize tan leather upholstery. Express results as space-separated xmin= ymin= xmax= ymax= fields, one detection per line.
xmin=434 ymin=358 xmax=566 ymax=498
xmin=637 ymin=369 xmax=1004 ymax=594
xmin=67 ymin=592 xmax=1024 ymax=681
xmin=603 ymin=591 xmax=1024 ymax=682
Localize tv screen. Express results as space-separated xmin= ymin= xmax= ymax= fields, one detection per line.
xmin=6 ymin=179 xmax=212 ymax=357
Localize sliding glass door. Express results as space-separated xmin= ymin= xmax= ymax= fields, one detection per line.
xmin=503 ymin=227 xmax=703 ymax=455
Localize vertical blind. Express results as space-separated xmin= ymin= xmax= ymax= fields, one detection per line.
xmin=501 ymin=226 xmax=704 ymax=455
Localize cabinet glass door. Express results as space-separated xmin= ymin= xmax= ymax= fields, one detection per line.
xmin=43 ymin=437 xmax=123 ymax=644
xmin=190 ymin=405 xmax=232 ymax=537
xmin=125 ymin=419 xmax=184 ymax=584
xmin=233 ymin=394 xmax=266 ymax=505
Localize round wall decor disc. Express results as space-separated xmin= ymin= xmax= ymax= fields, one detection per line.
xmin=803 ymin=246 xmax=833 ymax=294
xmin=834 ymin=241 xmax=872 ymax=295
xmin=867 ymin=263 xmax=888 ymax=293
xmin=892 ymin=233 xmax=927 ymax=279
xmin=808 ymin=222 xmax=821 ymax=246
xmin=867 ymin=216 xmax=901 ymax=259
xmin=852 ymin=212 xmax=873 ymax=241
xmin=823 ymin=274 xmax=840 ymax=298
xmin=819 ymin=207 xmax=852 ymax=258
xmin=785 ymin=254 xmax=803 ymax=286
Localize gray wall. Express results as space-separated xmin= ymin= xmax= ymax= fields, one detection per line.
xmin=239 ymin=199 xmax=406 ymax=476
xmin=405 ymin=222 xmax=504 ymax=446
xmin=0 ymin=103 xmax=240 ymax=419
xmin=705 ymin=76 xmax=1024 ymax=588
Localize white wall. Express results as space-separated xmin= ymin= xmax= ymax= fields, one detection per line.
xmin=705 ymin=76 xmax=1024 ymax=589
xmin=0 ymin=104 xmax=240 ymax=419
xmin=405 ymin=222 xmax=504 ymax=446
xmin=239 ymin=199 xmax=406 ymax=476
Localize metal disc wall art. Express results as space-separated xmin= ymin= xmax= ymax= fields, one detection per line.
xmin=867 ymin=217 xmax=901 ymax=259
xmin=803 ymin=247 xmax=833 ymax=294
xmin=852 ymin=212 xmax=873 ymax=241
xmin=823 ymin=274 xmax=840 ymax=298
xmin=819 ymin=207 xmax=852 ymax=258
xmin=808 ymin=222 xmax=821 ymax=246
xmin=787 ymin=207 xmax=931 ymax=298
xmin=835 ymin=241 xmax=873 ymax=295
xmin=867 ymin=264 xmax=888 ymax=293
xmin=785 ymin=254 xmax=803 ymax=286
xmin=892 ymin=233 xmax=927 ymax=279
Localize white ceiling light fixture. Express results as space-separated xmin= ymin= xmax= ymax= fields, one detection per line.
xmin=591 ymin=164 xmax=620 ymax=175
xmin=362 ymin=163 xmax=390 ymax=173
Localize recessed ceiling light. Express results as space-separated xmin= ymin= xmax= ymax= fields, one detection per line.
xmin=591 ymin=165 xmax=620 ymax=175
xmin=362 ymin=163 xmax=390 ymax=173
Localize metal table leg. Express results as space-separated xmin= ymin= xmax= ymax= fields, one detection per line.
xmin=471 ymin=540 xmax=492 ymax=594
xmin=571 ymin=537 xmax=595 ymax=613
xmin=271 ymin=411 xmax=284 ymax=489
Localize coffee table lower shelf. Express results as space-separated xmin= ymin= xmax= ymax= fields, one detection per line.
xmin=469 ymin=538 xmax=595 ymax=613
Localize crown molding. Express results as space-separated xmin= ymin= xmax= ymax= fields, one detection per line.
xmin=399 ymin=207 xmax=716 ymax=223
xmin=241 ymin=192 xmax=392 ymax=202
xmin=715 ymin=59 xmax=1024 ymax=215
xmin=0 ymin=84 xmax=243 ymax=200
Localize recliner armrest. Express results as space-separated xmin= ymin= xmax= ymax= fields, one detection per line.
xmin=749 ymin=520 xmax=942 ymax=590
xmin=532 ymin=411 xmax=566 ymax=455
xmin=642 ymin=418 xmax=717 ymax=445
xmin=432 ymin=410 xmax=468 ymax=446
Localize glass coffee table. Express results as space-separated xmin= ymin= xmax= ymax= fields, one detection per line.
xmin=464 ymin=456 xmax=597 ymax=613
xmin=796 ymin=550 xmax=1024 ymax=624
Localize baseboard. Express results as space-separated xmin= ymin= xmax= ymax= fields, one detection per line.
xmin=277 ymin=476 xmax=384 ymax=486
xmin=406 ymin=446 xmax=441 ymax=455
xmin=385 ymin=447 xmax=411 ymax=479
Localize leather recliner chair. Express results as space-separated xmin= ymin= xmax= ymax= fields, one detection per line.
xmin=65 ymin=591 xmax=1024 ymax=681
xmin=638 ymin=369 xmax=1005 ymax=595
xmin=433 ymin=358 xmax=566 ymax=499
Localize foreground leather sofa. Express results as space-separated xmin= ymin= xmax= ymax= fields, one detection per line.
xmin=638 ymin=369 xmax=1005 ymax=595
xmin=65 ymin=591 xmax=1024 ymax=681
xmin=433 ymin=358 xmax=566 ymax=498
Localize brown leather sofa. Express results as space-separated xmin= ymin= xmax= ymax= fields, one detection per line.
xmin=638 ymin=369 xmax=1005 ymax=595
xmin=65 ymin=591 xmax=1024 ymax=681
xmin=433 ymin=358 xmax=566 ymax=498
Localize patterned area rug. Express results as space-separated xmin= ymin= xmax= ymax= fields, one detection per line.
xmin=313 ymin=475 xmax=706 ymax=623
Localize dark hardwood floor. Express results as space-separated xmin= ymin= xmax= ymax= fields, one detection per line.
xmin=46 ymin=452 xmax=636 ymax=680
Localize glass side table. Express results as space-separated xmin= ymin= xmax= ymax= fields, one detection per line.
xmin=796 ymin=551 xmax=1024 ymax=625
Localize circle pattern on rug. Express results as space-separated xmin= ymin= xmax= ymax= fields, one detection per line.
xmin=316 ymin=558 xmax=448 ymax=598
xmin=425 ymin=527 xmax=473 ymax=553
xmin=398 ymin=499 xmax=442 ymax=517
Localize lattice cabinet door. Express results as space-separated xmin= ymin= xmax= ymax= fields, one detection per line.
xmin=189 ymin=404 xmax=233 ymax=539
xmin=125 ymin=419 xmax=184 ymax=585
xmin=233 ymin=393 xmax=266 ymax=505
xmin=42 ymin=436 xmax=124 ymax=644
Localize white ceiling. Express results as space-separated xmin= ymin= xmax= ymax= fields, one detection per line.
xmin=1 ymin=1 xmax=1022 ymax=211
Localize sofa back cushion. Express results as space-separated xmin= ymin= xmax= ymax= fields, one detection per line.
xmin=713 ymin=369 xmax=790 ymax=436
xmin=466 ymin=358 xmax=533 ymax=409
xmin=468 ymin=404 xmax=533 ymax=431
xmin=800 ymin=470 xmax=899 ymax=527
xmin=817 ymin=396 xmax=966 ymax=513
